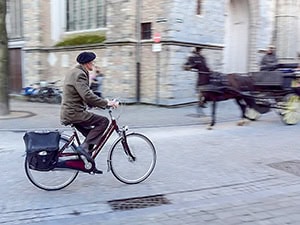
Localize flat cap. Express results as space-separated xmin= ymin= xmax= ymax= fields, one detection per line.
xmin=76 ymin=52 xmax=96 ymax=64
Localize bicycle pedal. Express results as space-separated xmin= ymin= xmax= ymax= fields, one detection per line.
xmin=80 ymin=155 xmax=93 ymax=170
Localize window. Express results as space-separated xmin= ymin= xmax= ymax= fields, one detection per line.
xmin=6 ymin=0 xmax=23 ymax=39
xmin=66 ymin=0 xmax=106 ymax=32
xmin=196 ymin=0 xmax=202 ymax=15
xmin=141 ymin=22 xmax=152 ymax=40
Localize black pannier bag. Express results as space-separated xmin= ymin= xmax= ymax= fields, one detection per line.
xmin=23 ymin=131 xmax=61 ymax=171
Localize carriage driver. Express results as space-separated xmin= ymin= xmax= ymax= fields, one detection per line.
xmin=186 ymin=47 xmax=211 ymax=109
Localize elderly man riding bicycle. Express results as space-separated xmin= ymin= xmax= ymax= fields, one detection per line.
xmin=60 ymin=51 xmax=119 ymax=166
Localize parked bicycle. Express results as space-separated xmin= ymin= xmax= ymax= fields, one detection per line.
xmin=21 ymin=80 xmax=62 ymax=104
xmin=24 ymin=104 xmax=157 ymax=191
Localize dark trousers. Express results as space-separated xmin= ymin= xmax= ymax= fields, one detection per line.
xmin=74 ymin=114 xmax=109 ymax=146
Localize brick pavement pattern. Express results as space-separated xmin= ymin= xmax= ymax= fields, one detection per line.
xmin=1 ymin=100 xmax=300 ymax=225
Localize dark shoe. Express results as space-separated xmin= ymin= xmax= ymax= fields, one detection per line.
xmin=92 ymin=168 xmax=103 ymax=174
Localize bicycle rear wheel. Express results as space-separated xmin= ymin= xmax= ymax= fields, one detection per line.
xmin=24 ymin=136 xmax=79 ymax=191
xmin=109 ymin=133 xmax=156 ymax=184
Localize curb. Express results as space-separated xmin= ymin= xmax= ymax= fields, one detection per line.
xmin=0 ymin=110 xmax=36 ymax=120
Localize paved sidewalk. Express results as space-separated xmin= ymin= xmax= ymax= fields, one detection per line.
xmin=0 ymin=99 xmax=245 ymax=131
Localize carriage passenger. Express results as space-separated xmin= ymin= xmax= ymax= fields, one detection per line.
xmin=260 ymin=45 xmax=278 ymax=71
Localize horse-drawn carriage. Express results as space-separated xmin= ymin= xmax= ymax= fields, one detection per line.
xmin=184 ymin=59 xmax=300 ymax=128
xmin=240 ymin=68 xmax=300 ymax=125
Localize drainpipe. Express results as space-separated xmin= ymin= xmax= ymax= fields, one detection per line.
xmin=273 ymin=0 xmax=278 ymax=47
xmin=136 ymin=0 xmax=142 ymax=103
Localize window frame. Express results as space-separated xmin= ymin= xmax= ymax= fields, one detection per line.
xmin=141 ymin=22 xmax=152 ymax=40
xmin=6 ymin=0 xmax=23 ymax=39
xmin=65 ymin=0 xmax=106 ymax=32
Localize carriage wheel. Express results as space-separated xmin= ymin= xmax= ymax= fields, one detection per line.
xmin=245 ymin=107 xmax=261 ymax=120
xmin=280 ymin=94 xmax=300 ymax=125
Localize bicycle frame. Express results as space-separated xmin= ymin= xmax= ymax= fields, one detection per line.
xmin=58 ymin=109 xmax=131 ymax=173
xmin=91 ymin=109 xmax=134 ymax=161
xmin=91 ymin=111 xmax=121 ymax=159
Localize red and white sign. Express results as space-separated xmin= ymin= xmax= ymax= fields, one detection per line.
xmin=153 ymin=33 xmax=161 ymax=43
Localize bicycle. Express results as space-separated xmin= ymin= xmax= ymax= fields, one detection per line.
xmin=24 ymin=105 xmax=157 ymax=191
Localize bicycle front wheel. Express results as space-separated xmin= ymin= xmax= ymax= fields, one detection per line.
xmin=24 ymin=136 xmax=79 ymax=191
xmin=109 ymin=133 xmax=156 ymax=184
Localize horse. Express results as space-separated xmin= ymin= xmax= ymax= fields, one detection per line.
xmin=184 ymin=58 xmax=255 ymax=129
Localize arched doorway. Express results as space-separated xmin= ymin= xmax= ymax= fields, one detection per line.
xmin=223 ymin=0 xmax=250 ymax=73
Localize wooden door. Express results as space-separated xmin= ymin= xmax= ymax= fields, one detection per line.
xmin=8 ymin=48 xmax=22 ymax=93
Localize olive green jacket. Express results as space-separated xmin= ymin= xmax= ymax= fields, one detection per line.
xmin=60 ymin=65 xmax=108 ymax=124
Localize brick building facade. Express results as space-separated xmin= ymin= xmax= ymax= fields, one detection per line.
xmin=7 ymin=0 xmax=300 ymax=105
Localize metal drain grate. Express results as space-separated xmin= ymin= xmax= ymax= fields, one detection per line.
xmin=268 ymin=160 xmax=300 ymax=177
xmin=108 ymin=194 xmax=171 ymax=211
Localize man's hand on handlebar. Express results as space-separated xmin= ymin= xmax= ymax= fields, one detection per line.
xmin=107 ymin=99 xmax=119 ymax=109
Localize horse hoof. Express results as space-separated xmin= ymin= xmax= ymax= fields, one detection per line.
xmin=237 ymin=121 xmax=244 ymax=126
xmin=237 ymin=119 xmax=248 ymax=126
xmin=207 ymin=125 xmax=213 ymax=130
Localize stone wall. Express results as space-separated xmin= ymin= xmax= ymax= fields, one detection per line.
xmin=275 ymin=0 xmax=300 ymax=62
xmin=17 ymin=0 xmax=300 ymax=106
xmin=20 ymin=0 xmax=226 ymax=105
xmin=106 ymin=0 xmax=137 ymax=41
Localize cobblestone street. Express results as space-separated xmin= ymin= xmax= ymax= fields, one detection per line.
xmin=1 ymin=100 xmax=300 ymax=225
